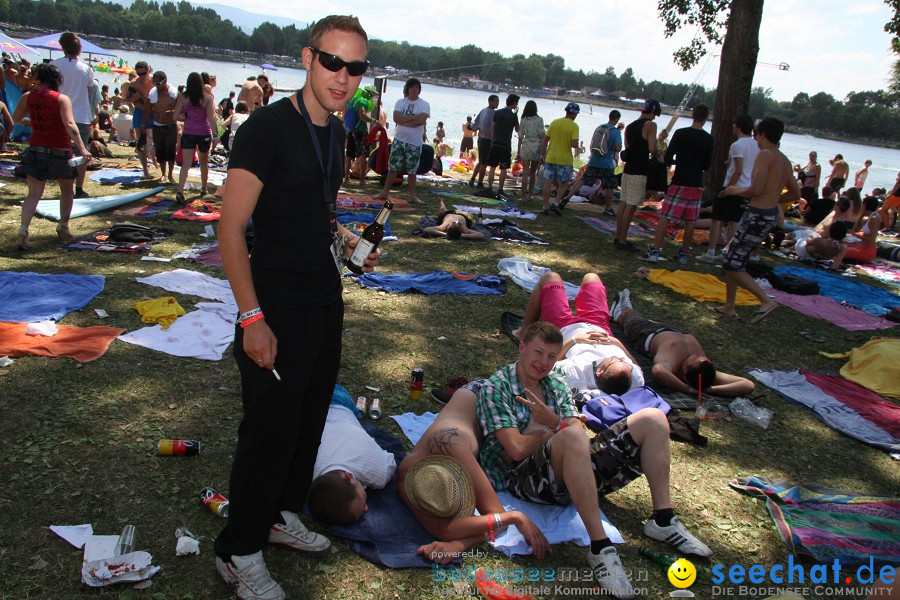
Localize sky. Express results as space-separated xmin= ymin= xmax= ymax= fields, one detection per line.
xmin=195 ymin=0 xmax=896 ymax=103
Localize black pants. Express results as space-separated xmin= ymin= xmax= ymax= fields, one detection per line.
xmin=214 ymin=299 xmax=344 ymax=559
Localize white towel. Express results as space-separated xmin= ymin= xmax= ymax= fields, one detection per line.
xmin=497 ymin=257 xmax=580 ymax=301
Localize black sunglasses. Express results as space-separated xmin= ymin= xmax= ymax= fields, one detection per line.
xmin=309 ymin=47 xmax=369 ymax=77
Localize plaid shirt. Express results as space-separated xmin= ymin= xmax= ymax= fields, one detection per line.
xmin=476 ymin=361 xmax=579 ymax=490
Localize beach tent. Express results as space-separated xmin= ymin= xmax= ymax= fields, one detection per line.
xmin=259 ymin=63 xmax=278 ymax=71
xmin=21 ymin=32 xmax=116 ymax=59
xmin=0 ymin=30 xmax=41 ymax=57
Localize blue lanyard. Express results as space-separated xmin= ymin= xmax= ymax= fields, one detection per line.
xmin=295 ymin=89 xmax=338 ymax=235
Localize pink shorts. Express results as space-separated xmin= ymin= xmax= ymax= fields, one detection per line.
xmin=539 ymin=281 xmax=613 ymax=335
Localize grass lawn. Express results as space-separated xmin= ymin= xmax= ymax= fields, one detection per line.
xmin=0 ymin=144 xmax=897 ymax=600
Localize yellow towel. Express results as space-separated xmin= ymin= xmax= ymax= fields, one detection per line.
xmin=134 ymin=296 xmax=186 ymax=330
xmin=647 ymin=269 xmax=761 ymax=305
xmin=821 ymin=337 xmax=900 ymax=399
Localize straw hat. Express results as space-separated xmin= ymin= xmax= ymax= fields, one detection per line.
xmin=404 ymin=455 xmax=475 ymax=519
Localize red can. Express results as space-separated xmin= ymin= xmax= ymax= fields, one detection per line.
xmin=158 ymin=439 xmax=200 ymax=456
xmin=200 ymin=486 xmax=229 ymax=518
xmin=409 ymin=367 xmax=424 ymax=400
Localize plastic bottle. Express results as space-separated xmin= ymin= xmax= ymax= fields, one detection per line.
xmin=729 ymin=397 xmax=773 ymax=429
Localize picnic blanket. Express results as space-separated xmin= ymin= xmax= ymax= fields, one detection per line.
xmin=497 ymin=257 xmax=580 ymax=301
xmin=454 ymin=204 xmax=536 ymax=220
xmin=350 ymin=271 xmax=506 ymax=295
xmin=172 ymin=166 xmax=227 ymax=186
xmin=34 ymin=186 xmax=167 ymax=220
xmin=338 ymin=211 xmax=397 ymax=241
xmin=749 ymin=369 xmax=900 ymax=454
xmin=0 ymin=322 xmax=124 ymax=362
xmin=578 ymin=215 xmax=648 ymax=238
xmin=821 ymin=338 xmax=900 ymax=400
xmin=110 ymin=197 xmax=174 ymax=219
xmin=646 ymin=269 xmax=761 ymax=305
xmin=65 ymin=227 xmax=171 ymax=253
xmin=116 ymin=269 xmax=236 ymax=360
xmin=773 ymin=266 xmax=900 ymax=316
xmin=634 ymin=210 xmax=678 ymax=235
xmin=390 ymin=411 xmax=625 ymax=556
xmin=729 ymin=476 xmax=900 ymax=566
xmin=89 ymin=168 xmax=144 ymax=185
xmin=430 ymin=189 xmax=508 ymax=206
xmin=767 ymin=289 xmax=896 ymax=331
xmin=483 ymin=220 xmax=548 ymax=245
xmin=0 ymin=160 xmax=18 ymax=177
xmin=170 ymin=200 xmax=221 ymax=221
xmin=336 ymin=192 xmax=413 ymax=212
xmin=0 ymin=272 xmax=105 ymax=322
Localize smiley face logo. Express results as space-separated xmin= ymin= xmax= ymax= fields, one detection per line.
xmin=667 ymin=558 xmax=696 ymax=588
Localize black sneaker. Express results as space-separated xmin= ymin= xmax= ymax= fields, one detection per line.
xmin=559 ymin=196 xmax=570 ymax=210
xmin=74 ymin=188 xmax=89 ymax=199
xmin=550 ymin=203 xmax=562 ymax=216
xmin=614 ymin=240 xmax=637 ymax=252
xmin=541 ymin=208 xmax=550 ymax=216
xmin=468 ymin=179 xmax=476 ymax=187
xmin=496 ymin=190 xmax=509 ymax=200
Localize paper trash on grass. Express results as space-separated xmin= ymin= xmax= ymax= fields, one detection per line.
xmin=81 ymin=534 xmax=159 ymax=586
xmin=50 ymin=524 xmax=94 ymax=548
xmin=175 ymin=527 xmax=200 ymax=556
xmin=26 ymin=321 xmax=58 ymax=337
xmin=140 ymin=256 xmax=172 ymax=262
xmin=0 ymin=356 xmax=14 ymax=367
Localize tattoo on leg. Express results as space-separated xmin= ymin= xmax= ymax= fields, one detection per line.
xmin=428 ymin=427 xmax=461 ymax=455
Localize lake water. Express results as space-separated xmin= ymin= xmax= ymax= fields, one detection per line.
xmin=67 ymin=47 xmax=900 ymax=193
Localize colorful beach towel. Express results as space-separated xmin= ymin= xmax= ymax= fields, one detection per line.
xmin=0 ymin=160 xmax=19 ymax=177
xmin=453 ymin=204 xmax=536 ymax=220
xmin=336 ymin=192 xmax=413 ymax=212
xmin=821 ymin=338 xmax=900 ymax=400
xmin=172 ymin=243 xmax=223 ymax=267
xmin=390 ymin=411 xmax=624 ymax=556
xmin=170 ymin=200 xmax=221 ymax=221
xmin=578 ymin=215 xmax=647 ymax=238
xmin=749 ymin=369 xmax=900 ymax=454
xmin=850 ymin=263 xmax=900 ymax=287
xmin=0 ymin=322 xmax=124 ymax=362
xmin=65 ymin=226 xmax=171 ymax=253
xmin=338 ymin=211 xmax=397 ymax=241
xmin=646 ymin=269 xmax=761 ymax=305
xmin=730 ymin=476 xmax=900 ymax=566
xmin=0 ymin=272 xmax=105 ymax=322
xmin=773 ymin=266 xmax=900 ymax=316
xmin=768 ymin=289 xmax=896 ymax=331
xmin=350 ymin=271 xmax=506 ymax=295
xmin=634 ymin=210 xmax=679 ymax=236
xmin=110 ymin=197 xmax=174 ymax=219
xmin=89 ymin=168 xmax=144 ymax=185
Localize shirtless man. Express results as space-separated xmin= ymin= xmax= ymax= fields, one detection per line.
xmin=125 ymin=62 xmax=154 ymax=178
xmin=237 ymin=75 xmax=264 ymax=112
xmin=148 ymin=71 xmax=178 ymax=183
xmin=711 ymin=117 xmax=802 ymax=322
xmin=422 ymin=200 xmax=485 ymax=240
xmin=396 ymin=382 xmax=549 ymax=565
xmin=784 ymin=220 xmax=848 ymax=269
xmin=854 ymin=160 xmax=872 ymax=191
xmin=611 ymin=292 xmax=755 ymax=397
xmin=826 ymin=154 xmax=850 ymax=196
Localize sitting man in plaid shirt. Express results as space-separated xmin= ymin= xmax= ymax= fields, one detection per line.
xmin=475 ymin=321 xmax=711 ymax=600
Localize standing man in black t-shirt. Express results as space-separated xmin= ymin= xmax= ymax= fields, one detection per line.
xmin=614 ymin=100 xmax=660 ymax=251
xmin=215 ymin=15 xmax=377 ymax=600
xmin=640 ymin=104 xmax=714 ymax=264
xmin=485 ymin=94 xmax=519 ymax=199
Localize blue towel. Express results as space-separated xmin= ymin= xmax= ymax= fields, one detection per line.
xmin=89 ymin=168 xmax=145 ymax=185
xmin=337 ymin=211 xmax=397 ymax=241
xmin=0 ymin=272 xmax=105 ymax=322
xmin=351 ymin=272 xmax=506 ymax=295
xmin=773 ymin=266 xmax=900 ymax=316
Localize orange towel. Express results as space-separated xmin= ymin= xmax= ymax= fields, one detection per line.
xmin=0 ymin=322 xmax=125 ymax=362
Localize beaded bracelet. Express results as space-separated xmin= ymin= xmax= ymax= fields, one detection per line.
xmin=239 ymin=312 xmax=265 ymax=328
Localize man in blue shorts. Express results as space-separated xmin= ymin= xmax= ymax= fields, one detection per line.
xmin=563 ymin=109 xmax=622 ymax=215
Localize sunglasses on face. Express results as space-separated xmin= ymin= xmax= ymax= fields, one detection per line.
xmin=136 ymin=71 xmax=148 ymax=76
xmin=309 ymin=47 xmax=369 ymax=77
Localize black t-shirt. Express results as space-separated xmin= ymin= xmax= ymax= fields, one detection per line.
xmin=804 ymin=196 xmax=836 ymax=226
xmin=623 ymin=118 xmax=651 ymax=175
xmin=665 ymin=126 xmax=714 ymax=187
xmin=491 ymin=108 xmax=519 ymax=147
xmin=228 ymin=96 xmax=345 ymax=308
xmin=97 ymin=109 xmax=111 ymax=130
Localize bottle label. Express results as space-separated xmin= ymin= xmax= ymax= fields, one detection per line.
xmin=349 ymin=238 xmax=375 ymax=267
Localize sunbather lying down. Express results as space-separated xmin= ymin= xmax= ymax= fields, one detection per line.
xmin=422 ymin=200 xmax=485 ymax=240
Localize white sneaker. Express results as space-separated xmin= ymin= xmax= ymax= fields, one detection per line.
xmin=216 ymin=551 xmax=286 ymax=600
xmin=696 ymin=252 xmax=717 ymax=264
xmin=587 ymin=546 xmax=635 ymax=599
xmin=618 ymin=289 xmax=632 ymax=311
xmin=268 ymin=510 xmax=332 ymax=556
xmin=644 ymin=515 xmax=712 ymax=557
xmin=610 ymin=289 xmax=632 ymax=322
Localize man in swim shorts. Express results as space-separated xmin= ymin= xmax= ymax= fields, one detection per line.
xmin=826 ymin=154 xmax=849 ymax=196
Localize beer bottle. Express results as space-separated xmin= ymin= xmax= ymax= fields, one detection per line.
xmin=638 ymin=547 xmax=678 ymax=571
xmin=347 ymin=200 xmax=393 ymax=274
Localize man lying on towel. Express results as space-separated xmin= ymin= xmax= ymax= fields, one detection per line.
xmin=511 ymin=271 xmax=643 ymax=395
xmin=611 ymin=290 xmax=755 ymax=397
xmin=422 ymin=199 xmax=485 ymax=240
xmin=396 ymin=381 xmax=550 ymax=564
xmin=306 ymin=386 xmax=397 ymax=525
xmin=477 ymin=321 xmax=711 ymax=600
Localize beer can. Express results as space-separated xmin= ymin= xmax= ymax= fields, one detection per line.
xmin=409 ymin=367 xmax=424 ymax=400
xmin=368 ymin=398 xmax=383 ymax=420
xmin=355 ymin=396 xmax=368 ymax=419
xmin=200 ymin=486 xmax=229 ymax=518
xmin=115 ymin=524 xmax=136 ymax=556
xmin=158 ymin=439 xmax=200 ymax=456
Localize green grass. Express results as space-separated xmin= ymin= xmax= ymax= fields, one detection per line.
xmin=0 ymin=145 xmax=897 ymax=600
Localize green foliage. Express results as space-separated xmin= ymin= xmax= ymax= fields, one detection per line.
xmin=657 ymin=0 xmax=730 ymax=69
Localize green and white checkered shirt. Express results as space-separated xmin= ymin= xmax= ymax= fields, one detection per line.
xmin=476 ymin=361 xmax=579 ymax=490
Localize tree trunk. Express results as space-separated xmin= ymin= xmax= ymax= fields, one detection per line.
xmin=706 ymin=0 xmax=764 ymax=198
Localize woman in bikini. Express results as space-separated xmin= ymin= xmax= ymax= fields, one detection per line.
xmin=844 ymin=196 xmax=881 ymax=264
xmin=422 ymin=200 xmax=485 ymax=240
